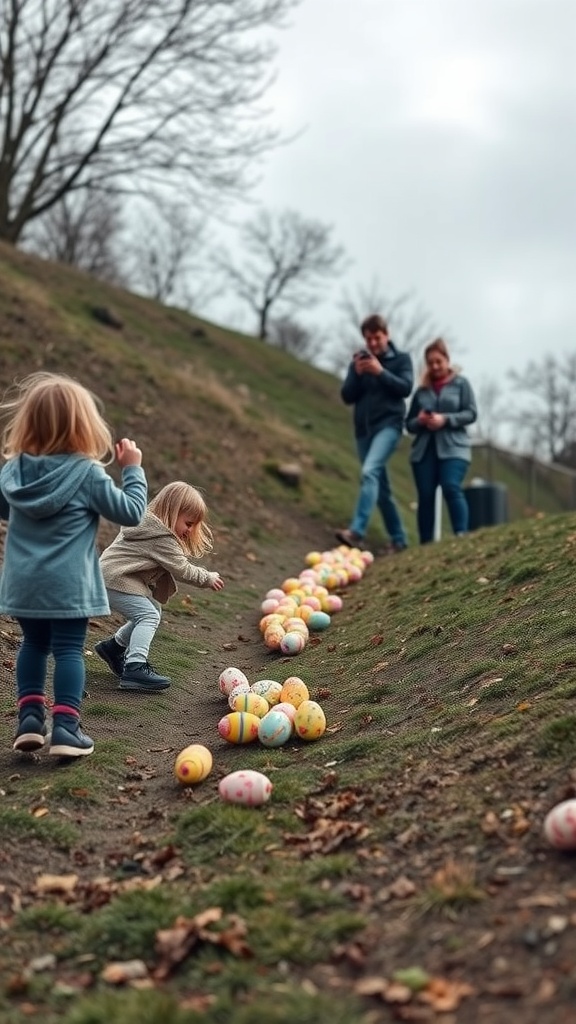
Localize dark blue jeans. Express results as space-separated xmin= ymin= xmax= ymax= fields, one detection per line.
xmin=16 ymin=618 xmax=88 ymax=712
xmin=411 ymin=447 xmax=469 ymax=544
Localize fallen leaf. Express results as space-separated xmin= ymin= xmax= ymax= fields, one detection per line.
xmin=35 ymin=874 xmax=79 ymax=895
xmin=101 ymin=960 xmax=148 ymax=985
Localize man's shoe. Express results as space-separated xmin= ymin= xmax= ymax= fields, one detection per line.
xmin=335 ymin=528 xmax=364 ymax=549
xmin=49 ymin=713 xmax=94 ymax=757
xmin=378 ymin=542 xmax=408 ymax=555
xmin=94 ymin=636 xmax=126 ymax=677
xmin=119 ymin=661 xmax=171 ymax=692
xmin=13 ymin=698 xmax=47 ymax=752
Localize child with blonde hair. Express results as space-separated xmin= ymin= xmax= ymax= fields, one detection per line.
xmin=96 ymin=481 xmax=224 ymax=691
xmin=0 ymin=372 xmax=147 ymax=757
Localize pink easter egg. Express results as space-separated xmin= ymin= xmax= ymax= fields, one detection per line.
xmin=266 ymin=588 xmax=286 ymax=601
xmin=219 ymin=770 xmax=273 ymax=807
xmin=218 ymin=667 xmax=249 ymax=697
xmin=261 ymin=598 xmax=280 ymax=615
xmin=544 ymin=799 xmax=576 ymax=850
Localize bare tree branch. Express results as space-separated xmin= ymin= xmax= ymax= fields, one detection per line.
xmin=214 ymin=208 xmax=347 ymax=339
xmin=321 ymin=278 xmax=447 ymax=376
xmin=508 ymin=353 xmax=576 ymax=461
xmin=0 ymin=0 xmax=298 ymax=242
xmin=22 ymin=187 xmax=126 ymax=283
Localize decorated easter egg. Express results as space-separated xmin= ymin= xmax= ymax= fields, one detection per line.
xmin=230 ymin=692 xmax=270 ymax=718
xmin=274 ymin=701 xmax=297 ymax=727
xmin=301 ymin=595 xmax=322 ymax=611
xmin=266 ymin=588 xmax=286 ymax=601
xmin=326 ymin=594 xmax=343 ymax=613
xmin=280 ymin=676 xmax=309 ymax=708
xmin=251 ymin=679 xmax=283 ymax=705
xmin=280 ymin=631 xmax=306 ymax=656
xmin=305 ymin=551 xmax=323 ymax=566
xmin=218 ymin=667 xmax=249 ymax=697
xmin=261 ymin=597 xmax=280 ymax=615
xmin=544 ymin=799 xmax=576 ymax=850
xmin=227 ymin=681 xmax=251 ymax=708
xmin=281 ymin=577 xmax=302 ymax=593
xmin=259 ymin=613 xmax=284 ymax=634
xmin=283 ymin=617 xmax=309 ymax=636
xmin=217 ymin=712 xmax=260 ymax=744
xmin=219 ymin=770 xmax=272 ymax=807
xmin=361 ymin=550 xmax=375 ymax=566
xmin=307 ymin=611 xmax=331 ymax=631
xmin=264 ymin=624 xmax=286 ymax=650
xmin=174 ymin=744 xmax=213 ymax=785
xmin=258 ymin=710 xmax=292 ymax=748
xmin=294 ymin=700 xmax=327 ymax=741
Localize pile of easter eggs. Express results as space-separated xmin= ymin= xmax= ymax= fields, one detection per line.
xmin=258 ymin=544 xmax=374 ymax=656
xmin=217 ymin=666 xmax=327 ymax=748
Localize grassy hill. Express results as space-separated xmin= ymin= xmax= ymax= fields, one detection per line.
xmin=1 ymin=244 xmax=576 ymax=1024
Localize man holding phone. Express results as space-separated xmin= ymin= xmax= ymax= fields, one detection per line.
xmin=335 ymin=314 xmax=413 ymax=552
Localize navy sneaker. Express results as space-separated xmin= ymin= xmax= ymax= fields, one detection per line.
xmin=94 ymin=636 xmax=126 ymax=677
xmin=13 ymin=700 xmax=47 ymax=752
xmin=119 ymin=661 xmax=171 ymax=692
xmin=49 ymin=713 xmax=94 ymax=757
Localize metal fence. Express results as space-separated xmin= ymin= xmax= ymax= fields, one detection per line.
xmin=471 ymin=441 xmax=576 ymax=514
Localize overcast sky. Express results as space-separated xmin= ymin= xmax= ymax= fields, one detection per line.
xmin=207 ymin=0 xmax=576 ymax=389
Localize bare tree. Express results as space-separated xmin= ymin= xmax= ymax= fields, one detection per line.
xmin=129 ymin=201 xmax=207 ymax=307
xmin=268 ymin=315 xmax=317 ymax=361
xmin=215 ymin=208 xmax=347 ymax=340
xmin=472 ymin=376 xmax=509 ymax=445
xmin=0 ymin=0 xmax=297 ymax=244
xmin=508 ymin=353 xmax=576 ymax=461
xmin=23 ymin=190 xmax=125 ymax=283
xmin=322 ymin=278 xmax=445 ymax=375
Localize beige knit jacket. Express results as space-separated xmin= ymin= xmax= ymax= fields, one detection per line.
xmin=99 ymin=510 xmax=219 ymax=604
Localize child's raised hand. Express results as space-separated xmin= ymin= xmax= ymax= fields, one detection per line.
xmin=115 ymin=438 xmax=142 ymax=467
xmin=210 ymin=574 xmax=225 ymax=591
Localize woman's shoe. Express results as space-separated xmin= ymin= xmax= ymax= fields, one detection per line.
xmin=335 ymin=528 xmax=364 ymax=548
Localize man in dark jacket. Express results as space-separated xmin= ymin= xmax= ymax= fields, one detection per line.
xmin=336 ymin=314 xmax=413 ymax=551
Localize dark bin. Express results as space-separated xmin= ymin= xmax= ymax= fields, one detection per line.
xmin=464 ymin=481 xmax=508 ymax=530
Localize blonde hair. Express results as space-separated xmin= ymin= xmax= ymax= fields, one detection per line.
xmin=420 ymin=338 xmax=460 ymax=388
xmin=148 ymin=481 xmax=213 ymax=556
xmin=0 ymin=371 xmax=114 ymax=461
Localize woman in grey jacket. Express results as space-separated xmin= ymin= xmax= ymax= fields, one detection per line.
xmin=406 ymin=339 xmax=477 ymax=543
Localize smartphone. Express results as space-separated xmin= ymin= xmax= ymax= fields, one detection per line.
xmin=356 ymin=350 xmax=371 ymax=360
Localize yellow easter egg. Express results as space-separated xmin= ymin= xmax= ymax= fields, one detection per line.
xmin=305 ymin=551 xmax=323 ymax=566
xmin=280 ymin=676 xmax=310 ymax=708
xmin=294 ymin=700 xmax=326 ymax=741
xmin=282 ymin=578 xmax=302 ymax=593
xmin=264 ymin=624 xmax=286 ymax=650
xmin=174 ymin=744 xmax=213 ymax=784
xmin=260 ymin=613 xmax=285 ymax=634
xmin=217 ymin=712 xmax=260 ymax=744
xmin=230 ymin=692 xmax=270 ymax=718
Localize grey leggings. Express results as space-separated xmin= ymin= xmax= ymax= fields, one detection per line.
xmin=107 ymin=590 xmax=162 ymax=664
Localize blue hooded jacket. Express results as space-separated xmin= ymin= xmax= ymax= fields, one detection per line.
xmin=0 ymin=454 xmax=147 ymax=618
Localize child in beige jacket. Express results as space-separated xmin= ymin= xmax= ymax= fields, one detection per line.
xmin=96 ymin=482 xmax=224 ymax=692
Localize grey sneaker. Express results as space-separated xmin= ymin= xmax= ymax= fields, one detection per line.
xmin=94 ymin=636 xmax=126 ymax=677
xmin=119 ymin=661 xmax=171 ymax=692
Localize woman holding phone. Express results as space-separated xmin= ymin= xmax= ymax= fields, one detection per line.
xmin=405 ymin=338 xmax=477 ymax=544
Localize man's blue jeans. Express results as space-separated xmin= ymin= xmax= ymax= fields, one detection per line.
xmin=411 ymin=445 xmax=469 ymax=543
xmin=350 ymin=426 xmax=407 ymax=546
